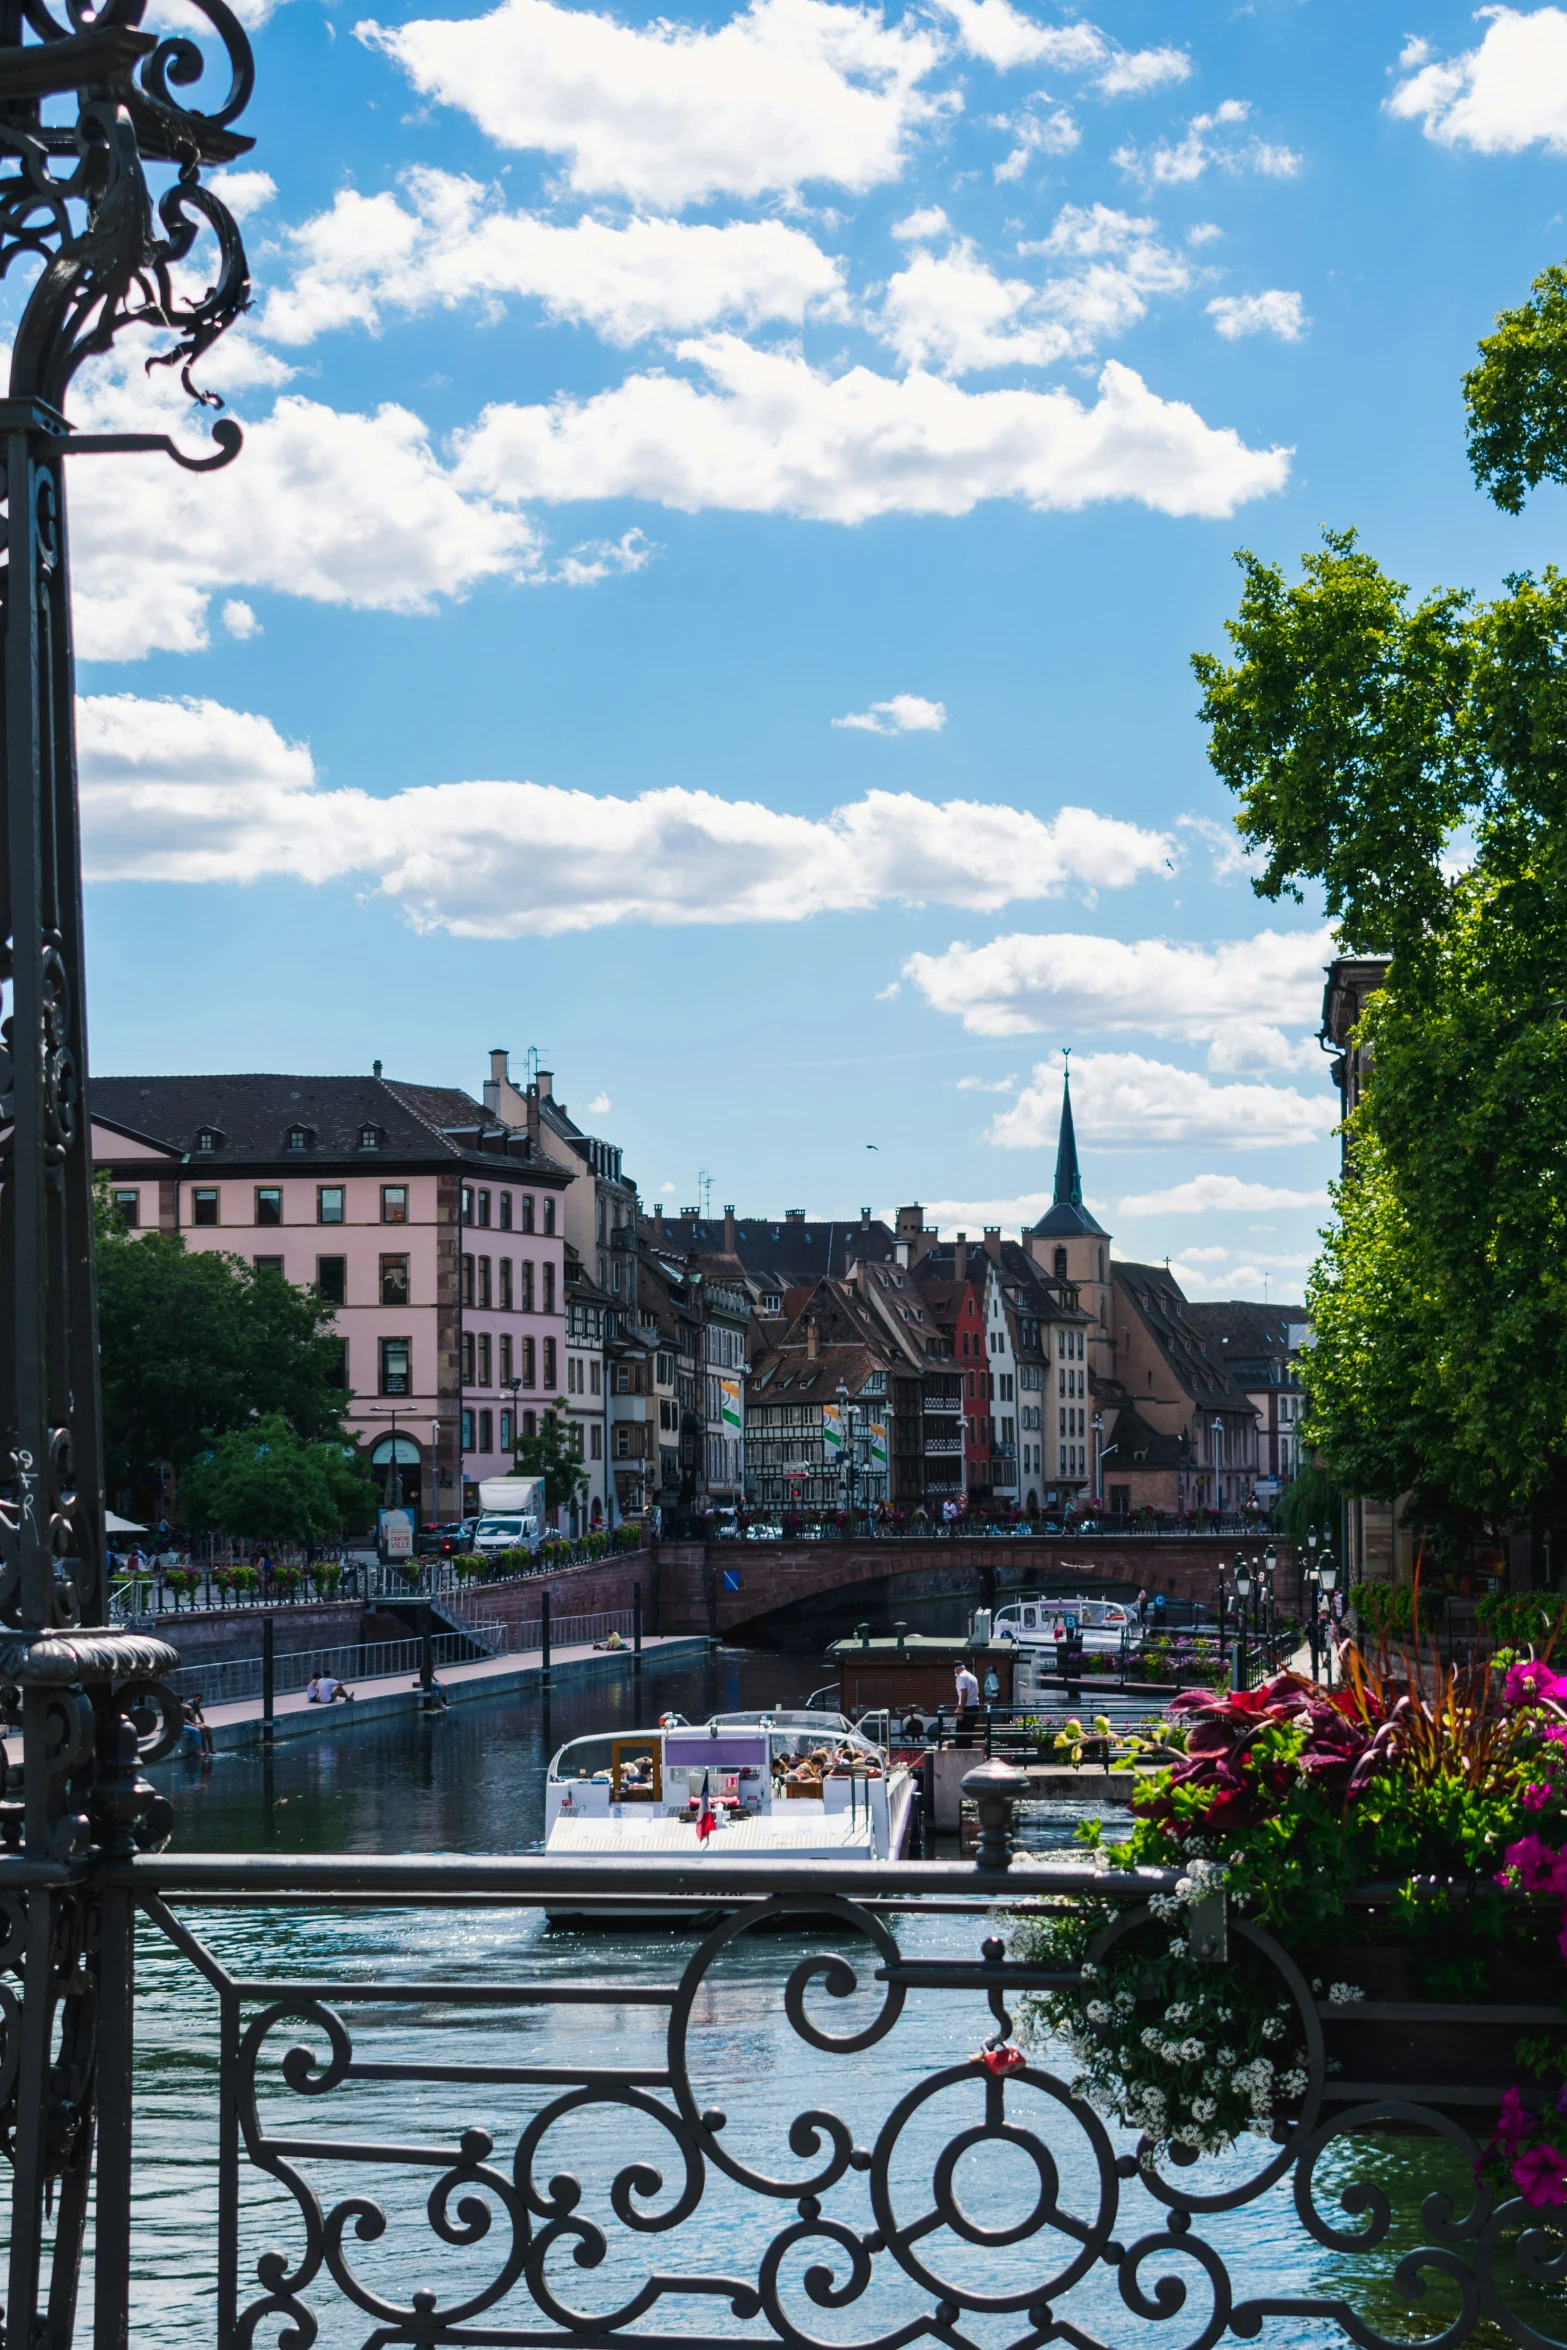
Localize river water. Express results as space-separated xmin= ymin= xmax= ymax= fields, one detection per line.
xmin=116 ymin=1648 xmax=1551 ymax=2350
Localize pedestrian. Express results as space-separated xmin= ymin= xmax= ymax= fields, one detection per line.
xmin=953 ymin=1657 xmax=979 ymax=1744
xmin=417 ymin=1674 xmax=449 ymax=1710
xmin=186 ymin=1693 xmax=215 ymax=1756
xmin=1135 ymin=1586 xmax=1148 ymax=1623
xmin=305 ymin=1676 xmax=324 ymax=1704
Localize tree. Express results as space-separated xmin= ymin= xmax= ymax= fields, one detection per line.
xmin=95 ymin=1187 xmax=354 ymax=1495
xmin=513 ymin=1401 xmax=588 ymax=1517
xmin=1191 ymin=281 xmax=1567 ymax=1549
xmin=179 ymin=1414 xmax=377 ymax=1546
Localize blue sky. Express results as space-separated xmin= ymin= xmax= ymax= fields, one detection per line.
xmin=64 ymin=0 xmax=1567 ymax=1296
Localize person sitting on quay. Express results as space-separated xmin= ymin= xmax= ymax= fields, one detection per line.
xmin=594 ymin=1629 xmax=627 ymax=1651
xmin=307 ymin=1674 xmax=354 ymax=1704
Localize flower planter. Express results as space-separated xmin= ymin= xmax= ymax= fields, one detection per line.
xmin=1304 ymin=1931 xmax=1564 ymax=2119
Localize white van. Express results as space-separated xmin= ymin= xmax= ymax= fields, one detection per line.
xmin=473 ymin=1513 xmax=539 ymax=1556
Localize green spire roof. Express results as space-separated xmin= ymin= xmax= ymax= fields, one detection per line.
xmin=1053 ymin=1066 xmax=1082 ymax=1208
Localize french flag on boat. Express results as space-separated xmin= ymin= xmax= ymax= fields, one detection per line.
xmin=696 ymin=1771 xmax=717 ymax=1843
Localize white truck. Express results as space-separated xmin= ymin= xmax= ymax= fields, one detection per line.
xmin=473 ymin=1475 xmax=545 ymax=1555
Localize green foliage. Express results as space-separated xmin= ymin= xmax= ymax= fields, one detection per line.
xmin=1351 ymin=1582 xmax=1445 ymax=1638
xmin=1272 ymin=1462 xmax=1343 ymax=1544
xmin=178 ymin=1414 xmax=376 ymax=1546
xmin=1478 ymin=1592 xmax=1567 ymax=1652
xmin=512 ymin=1400 xmax=587 ymax=1516
xmin=1465 ymin=262 xmax=1567 ymax=514
xmin=94 ymin=1184 xmax=352 ymax=1490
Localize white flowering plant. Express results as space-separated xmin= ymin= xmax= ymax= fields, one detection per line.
xmin=1012 ymin=1856 xmax=1310 ymax=2161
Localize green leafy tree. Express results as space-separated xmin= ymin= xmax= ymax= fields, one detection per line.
xmin=513 ymin=1401 xmax=588 ymax=1517
xmin=94 ymin=1183 xmax=353 ymax=1494
xmin=179 ymin=1414 xmax=377 ymax=1546
xmin=1192 ymin=274 xmax=1567 ymax=1547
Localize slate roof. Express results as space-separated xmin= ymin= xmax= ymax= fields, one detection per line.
xmin=645 ymin=1212 xmax=898 ymax=1280
xmin=91 ymin=1074 xmax=567 ymax=1178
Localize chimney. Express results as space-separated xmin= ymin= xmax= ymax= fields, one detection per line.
xmin=954 ymin=1233 xmax=967 ymax=1283
xmin=724 ymin=1204 xmax=737 ymax=1254
xmin=372 ymin=1058 xmax=382 ymax=1079
xmin=983 ymin=1226 xmax=1001 ymax=1262
xmin=860 ymin=1205 xmax=871 ymax=1227
xmin=653 ymin=1204 xmax=666 ymax=1241
xmin=484 ymin=1046 xmax=508 ymax=1117
xmin=536 ymin=1070 xmax=553 ymax=1102
xmin=807 ymin=1317 xmax=819 ymax=1360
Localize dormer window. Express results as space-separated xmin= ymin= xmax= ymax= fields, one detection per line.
xmin=196 ymin=1128 xmax=217 ymax=1153
xmin=286 ymin=1126 xmax=309 ymax=1152
xmin=358 ymin=1125 xmax=379 ymax=1151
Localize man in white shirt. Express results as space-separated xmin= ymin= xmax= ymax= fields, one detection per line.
xmin=954 ymin=1660 xmax=979 ymax=1709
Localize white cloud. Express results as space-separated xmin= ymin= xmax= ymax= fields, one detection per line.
xmin=551 ymin=528 xmax=659 ymax=585
xmin=833 ymin=692 xmax=947 ymax=732
xmin=1387 ymin=8 xmax=1567 ymax=151
xmin=892 ymin=205 xmax=950 ymax=240
xmin=902 ymin=926 xmax=1333 ymax=1071
xmin=1177 ymin=812 xmax=1264 ymax=881
xmin=957 ymin=1071 xmax=1017 ymax=1091
xmin=452 ymin=342 xmax=1292 ymax=522
xmin=1117 ymin=1173 xmax=1330 ymax=1216
xmin=1113 ymin=100 xmax=1302 ymax=187
xmin=266 ymin=170 xmax=849 ymax=347
xmin=1207 ymin=288 xmax=1308 ymax=342
xmin=585 ymin=1092 xmax=613 ymax=1114
xmin=1096 ymin=45 xmax=1191 ymax=97
xmin=209 ymin=170 xmax=278 ymax=219
xmin=993 ymin=99 xmax=1080 ymax=181
xmin=357 ymin=0 xmax=946 ymax=208
xmin=1187 ymin=221 xmax=1222 ymax=246
xmin=989 ymin=1051 xmax=1336 ymax=1149
xmin=74 ymin=694 xmax=1179 ymax=936
xmin=221 ymin=599 xmax=262 ymax=640
xmin=67 ymin=342 xmax=540 ymax=660
xmin=908 ymin=1191 xmax=1058 ymax=1230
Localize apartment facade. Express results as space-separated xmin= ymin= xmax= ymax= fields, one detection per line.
xmin=91 ymin=1074 xmax=569 ymax=1521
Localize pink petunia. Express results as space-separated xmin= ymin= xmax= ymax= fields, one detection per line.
xmin=1503 ymin=1834 xmax=1567 ymax=1894
xmin=1524 ymin=1784 xmax=1555 ymax=1812
xmin=1504 ymin=1662 xmax=1567 ymax=1709
xmin=1514 ymin=2144 xmax=1567 ymax=2208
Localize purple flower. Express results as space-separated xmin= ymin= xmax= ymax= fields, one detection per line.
xmin=1524 ymin=1783 xmax=1555 ymax=1812
xmin=1503 ymin=1834 xmax=1567 ymax=1895
xmin=1514 ymin=2144 xmax=1567 ymax=2208
xmin=1504 ymin=1662 xmax=1567 ymax=1709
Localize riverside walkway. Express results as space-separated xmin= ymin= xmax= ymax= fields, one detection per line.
xmin=184 ymin=1634 xmax=710 ymax=1751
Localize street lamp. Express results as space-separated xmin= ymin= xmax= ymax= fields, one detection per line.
xmin=1233 ymin=1552 xmax=1252 ymax=1687
xmin=1318 ymin=1549 xmax=1339 ymax=1685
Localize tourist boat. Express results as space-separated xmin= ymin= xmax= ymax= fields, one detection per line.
xmin=543 ymin=1708 xmax=917 ymax=1899
xmin=992 ymin=1595 xmax=1140 ymax=1656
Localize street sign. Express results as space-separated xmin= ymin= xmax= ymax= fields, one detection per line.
xmin=722 ymin=1568 xmax=740 ymax=1592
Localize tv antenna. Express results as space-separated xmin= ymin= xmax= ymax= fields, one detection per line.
xmin=698 ymin=1168 xmax=713 ymax=1216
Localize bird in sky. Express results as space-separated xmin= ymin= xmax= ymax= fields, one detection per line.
xmin=867 ymin=1143 xmax=879 ymax=1150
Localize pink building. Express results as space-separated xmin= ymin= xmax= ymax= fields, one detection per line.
xmin=91 ymin=1072 xmax=569 ymax=1521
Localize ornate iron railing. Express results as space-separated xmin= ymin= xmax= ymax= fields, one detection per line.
xmin=46 ymin=1841 xmax=1556 ymax=2350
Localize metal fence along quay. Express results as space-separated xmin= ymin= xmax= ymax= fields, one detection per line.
xmin=25 ymin=1839 xmax=1562 ymax=2350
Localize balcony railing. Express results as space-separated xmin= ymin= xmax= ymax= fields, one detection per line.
xmin=70 ymin=1840 xmax=1535 ymax=2349
xmin=924 ymin=1434 xmax=963 ymax=1455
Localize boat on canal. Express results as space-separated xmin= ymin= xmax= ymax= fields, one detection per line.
xmin=543 ymin=1708 xmax=916 ymax=1880
xmin=992 ymin=1594 xmax=1140 ymax=1655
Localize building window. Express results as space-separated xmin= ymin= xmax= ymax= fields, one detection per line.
xmin=359 ymin=1125 xmax=379 ymax=1152
xmin=462 ymin=1255 xmax=475 ymax=1307
xmin=195 ymin=1128 xmax=217 ymax=1154
xmin=522 ymin=1335 xmax=536 ymax=1386
xmin=521 ymin=1194 xmax=535 ymax=1234
xmin=317 ymin=1256 xmax=347 ymax=1306
xmin=500 ymin=1409 xmax=513 ymax=1451
xmin=590 ymin=1423 xmax=602 ymax=1459
xmin=543 ymin=1263 xmax=555 ymax=1314
xmin=192 ymin=1189 xmax=219 ymax=1226
xmin=287 ymin=1126 xmax=308 ymax=1152
xmin=590 ymin=1360 xmax=601 ymax=1396
xmin=255 ymin=1187 xmax=282 ymax=1227
xmin=478 ymin=1189 xmax=491 ymax=1228
xmin=380 ymin=1337 xmax=412 ymax=1395
xmin=461 ymin=1186 xmax=474 ymax=1225
xmin=478 ymin=1333 xmax=492 ymax=1385
xmin=112 ymin=1189 xmax=139 ymax=1228
xmin=500 ymin=1334 xmax=513 ymax=1385
xmin=254 ymin=1256 xmax=284 ymax=1277
xmin=520 ymin=1260 xmax=534 ymax=1312
xmin=318 ymin=1186 xmax=344 ymax=1225
xmin=479 ymin=1408 xmax=493 ymax=1452
xmin=461 ymin=1408 xmax=474 ymax=1451
xmin=499 ymin=1259 xmax=512 ymax=1310
xmin=478 ymin=1257 xmax=492 ymax=1309
xmin=523 ymin=1410 xmax=536 ymax=1439
xmin=382 ymin=1186 xmax=408 ymax=1225
xmin=462 ymin=1332 xmax=476 ymax=1384
xmin=325 ymin=1338 xmax=348 ymax=1390
xmin=381 ymin=1254 xmax=410 ymax=1308
xmin=543 ymin=1337 xmax=556 ymax=1388
xmin=543 ymin=1197 xmax=556 ymax=1235
xmin=499 ymin=1192 xmax=512 ymax=1230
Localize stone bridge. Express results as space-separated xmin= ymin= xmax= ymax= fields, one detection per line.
xmin=649 ymin=1534 xmax=1303 ymax=1642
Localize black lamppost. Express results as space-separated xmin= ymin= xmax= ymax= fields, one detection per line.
xmin=0 ymin=10 xmax=256 ymax=2337
xmin=1234 ymin=1552 xmax=1252 ymax=1688
xmin=1319 ymin=1548 xmax=1339 ymax=1686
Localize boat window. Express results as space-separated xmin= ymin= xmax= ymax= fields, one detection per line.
xmin=1022 ymin=1608 xmax=1037 ymax=1627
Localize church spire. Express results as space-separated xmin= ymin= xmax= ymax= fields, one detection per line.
xmin=1053 ymin=1055 xmax=1082 ymax=1208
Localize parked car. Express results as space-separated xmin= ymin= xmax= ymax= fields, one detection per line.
xmin=434 ymin=1519 xmax=478 ymax=1558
